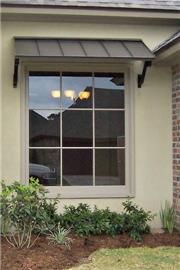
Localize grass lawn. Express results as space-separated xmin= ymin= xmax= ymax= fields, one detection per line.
xmin=70 ymin=247 xmax=180 ymax=270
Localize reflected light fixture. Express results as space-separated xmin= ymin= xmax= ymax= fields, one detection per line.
xmin=79 ymin=91 xmax=90 ymax=100
xmin=64 ymin=90 xmax=75 ymax=100
xmin=51 ymin=90 xmax=60 ymax=98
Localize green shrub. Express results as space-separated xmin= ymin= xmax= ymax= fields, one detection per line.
xmin=60 ymin=204 xmax=121 ymax=236
xmin=59 ymin=203 xmax=93 ymax=236
xmin=60 ymin=201 xmax=154 ymax=241
xmin=160 ymin=201 xmax=175 ymax=233
xmin=0 ymin=178 xmax=59 ymax=248
xmin=122 ymin=200 xmax=154 ymax=241
xmin=0 ymin=179 xmax=154 ymax=245
xmin=88 ymin=207 xmax=125 ymax=236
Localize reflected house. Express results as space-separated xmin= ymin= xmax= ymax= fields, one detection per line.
xmin=30 ymin=86 xmax=125 ymax=186
xmin=30 ymin=110 xmax=60 ymax=147
xmin=29 ymin=111 xmax=60 ymax=185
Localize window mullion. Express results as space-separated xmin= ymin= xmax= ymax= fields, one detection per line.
xmin=92 ymin=73 xmax=95 ymax=186
xmin=27 ymin=73 xmax=30 ymax=184
xmin=27 ymin=69 xmax=131 ymax=194
xmin=60 ymin=72 xmax=63 ymax=187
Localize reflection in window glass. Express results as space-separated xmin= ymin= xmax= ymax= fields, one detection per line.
xmin=29 ymin=73 xmax=60 ymax=108
xmin=95 ymin=111 xmax=125 ymax=147
xmin=95 ymin=149 xmax=125 ymax=185
xmin=62 ymin=110 xmax=92 ymax=147
xmin=28 ymin=72 xmax=127 ymax=188
xmin=95 ymin=73 xmax=124 ymax=108
xmin=29 ymin=110 xmax=60 ymax=147
xmin=29 ymin=149 xmax=60 ymax=186
xmin=63 ymin=149 xmax=93 ymax=186
xmin=62 ymin=74 xmax=92 ymax=108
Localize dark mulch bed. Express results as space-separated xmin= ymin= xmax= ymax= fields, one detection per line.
xmin=1 ymin=233 xmax=180 ymax=270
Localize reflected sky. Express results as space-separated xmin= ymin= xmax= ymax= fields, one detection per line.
xmin=32 ymin=110 xmax=60 ymax=119
xmin=95 ymin=76 xmax=123 ymax=90
xmin=29 ymin=76 xmax=60 ymax=108
xmin=62 ymin=76 xmax=92 ymax=108
xmin=29 ymin=73 xmax=124 ymax=109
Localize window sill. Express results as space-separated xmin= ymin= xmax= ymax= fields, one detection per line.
xmin=45 ymin=186 xmax=134 ymax=199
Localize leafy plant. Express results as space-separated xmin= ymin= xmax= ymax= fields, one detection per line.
xmin=47 ymin=223 xmax=72 ymax=249
xmin=159 ymin=201 xmax=175 ymax=233
xmin=60 ymin=201 xmax=154 ymax=241
xmin=0 ymin=178 xmax=60 ymax=248
xmin=89 ymin=207 xmax=125 ymax=236
xmin=122 ymin=200 xmax=154 ymax=241
xmin=1 ymin=179 xmax=154 ymax=246
xmin=60 ymin=203 xmax=93 ymax=236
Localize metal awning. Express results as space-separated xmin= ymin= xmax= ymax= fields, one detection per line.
xmin=13 ymin=38 xmax=155 ymax=87
xmin=15 ymin=38 xmax=154 ymax=59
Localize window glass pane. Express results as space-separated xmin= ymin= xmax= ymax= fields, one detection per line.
xmin=95 ymin=149 xmax=125 ymax=185
xmin=62 ymin=110 xmax=92 ymax=147
xmin=29 ymin=149 xmax=60 ymax=186
xmin=95 ymin=73 xmax=124 ymax=108
xmin=95 ymin=111 xmax=125 ymax=147
xmin=29 ymin=110 xmax=60 ymax=147
xmin=28 ymin=71 xmax=127 ymax=189
xmin=29 ymin=72 xmax=60 ymax=108
xmin=63 ymin=149 xmax=93 ymax=186
xmin=62 ymin=73 xmax=92 ymax=108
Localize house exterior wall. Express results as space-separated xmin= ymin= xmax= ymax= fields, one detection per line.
xmin=1 ymin=19 xmax=179 ymax=228
xmin=172 ymin=63 xmax=180 ymax=230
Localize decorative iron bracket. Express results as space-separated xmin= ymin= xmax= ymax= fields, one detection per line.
xmin=137 ymin=61 xmax=152 ymax=88
xmin=13 ymin=58 xmax=19 ymax=88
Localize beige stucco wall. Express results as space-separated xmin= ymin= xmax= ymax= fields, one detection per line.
xmin=1 ymin=19 xmax=178 ymax=228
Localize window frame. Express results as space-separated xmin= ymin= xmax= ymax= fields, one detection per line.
xmin=20 ymin=61 xmax=135 ymax=198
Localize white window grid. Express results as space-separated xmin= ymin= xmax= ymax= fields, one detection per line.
xmin=28 ymin=72 xmax=126 ymax=187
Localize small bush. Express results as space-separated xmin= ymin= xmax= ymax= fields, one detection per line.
xmin=0 ymin=178 xmax=59 ymax=248
xmin=60 ymin=201 xmax=154 ymax=241
xmin=160 ymin=201 xmax=175 ymax=233
xmin=122 ymin=200 xmax=154 ymax=241
xmin=59 ymin=203 xmax=93 ymax=236
xmin=89 ymin=207 xmax=125 ymax=236
xmin=0 ymin=179 xmax=154 ymax=245
xmin=60 ymin=203 xmax=119 ymax=236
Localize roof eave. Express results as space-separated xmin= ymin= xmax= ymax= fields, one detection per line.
xmin=2 ymin=6 xmax=180 ymax=24
xmin=1 ymin=3 xmax=180 ymax=13
xmin=154 ymin=36 xmax=180 ymax=55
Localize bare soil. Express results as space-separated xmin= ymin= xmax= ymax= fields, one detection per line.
xmin=1 ymin=233 xmax=180 ymax=270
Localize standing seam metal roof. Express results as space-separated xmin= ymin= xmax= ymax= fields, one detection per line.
xmin=1 ymin=0 xmax=180 ymax=11
xmin=14 ymin=38 xmax=155 ymax=60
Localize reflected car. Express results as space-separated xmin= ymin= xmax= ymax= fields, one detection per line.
xmin=29 ymin=163 xmax=57 ymax=186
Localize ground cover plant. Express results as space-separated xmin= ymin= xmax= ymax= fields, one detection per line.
xmin=70 ymin=247 xmax=180 ymax=270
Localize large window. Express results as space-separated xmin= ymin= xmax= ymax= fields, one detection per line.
xmin=28 ymin=70 xmax=131 ymax=196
